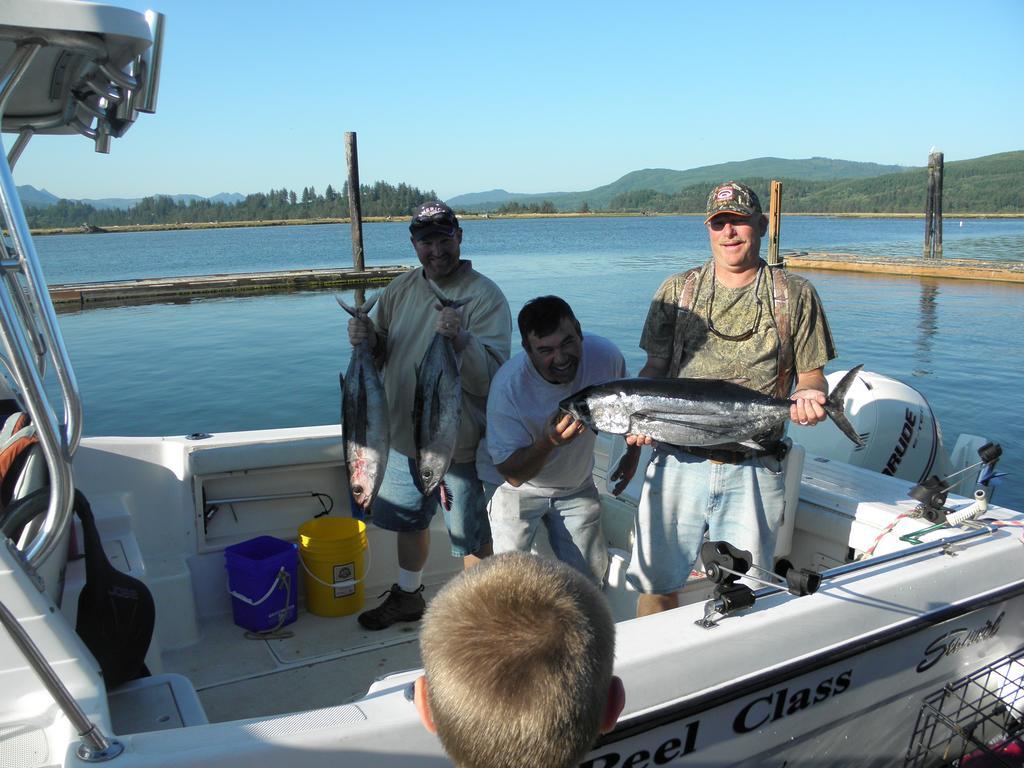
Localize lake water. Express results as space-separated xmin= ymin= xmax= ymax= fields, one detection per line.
xmin=32 ymin=216 xmax=1024 ymax=510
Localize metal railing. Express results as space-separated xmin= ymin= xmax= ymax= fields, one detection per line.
xmin=0 ymin=9 xmax=163 ymax=570
xmin=0 ymin=588 xmax=123 ymax=761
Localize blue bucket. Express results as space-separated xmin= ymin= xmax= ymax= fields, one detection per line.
xmin=224 ymin=536 xmax=298 ymax=632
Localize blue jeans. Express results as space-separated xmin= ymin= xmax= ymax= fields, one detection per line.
xmin=626 ymin=449 xmax=786 ymax=594
xmin=371 ymin=450 xmax=491 ymax=558
xmin=488 ymin=483 xmax=608 ymax=584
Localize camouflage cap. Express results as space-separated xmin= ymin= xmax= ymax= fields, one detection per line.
xmin=704 ymin=181 xmax=762 ymax=224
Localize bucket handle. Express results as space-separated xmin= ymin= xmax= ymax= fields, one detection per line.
xmin=298 ymin=541 xmax=372 ymax=590
xmin=229 ymin=566 xmax=291 ymax=606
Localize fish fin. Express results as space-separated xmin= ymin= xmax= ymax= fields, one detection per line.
xmin=823 ymin=365 xmax=866 ymax=447
xmin=636 ymin=410 xmax=735 ymax=430
xmin=739 ymin=440 xmax=765 ymax=451
xmin=630 ymin=412 xmax=740 ymax=443
xmin=438 ymin=480 xmax=454 ymax=512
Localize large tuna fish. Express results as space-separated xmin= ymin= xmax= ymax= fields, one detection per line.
xmin=413 ymin=281 xmax=470 ymax=506
xmin=338 ymin=295 xmax=390 ymax=511
xmin=560 ymin=365 xmax=866 ymax=449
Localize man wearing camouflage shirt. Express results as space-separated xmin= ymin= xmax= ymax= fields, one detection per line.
xmin=611 ymin=181 xmax=837 ymax=617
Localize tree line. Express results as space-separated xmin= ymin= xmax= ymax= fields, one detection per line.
xmin=24 ymin=181 xmax=439 ymax=229
xmin=24 ymin=152 xmax=1024 ymax=228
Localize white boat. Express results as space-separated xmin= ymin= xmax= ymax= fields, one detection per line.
xmin=1 ymin=3 xmax=1022 ymax=767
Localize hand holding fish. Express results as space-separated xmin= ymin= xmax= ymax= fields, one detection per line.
xmin=547 ymin=412 xmax=586 ymax=447
xmin=347 ymin=314 xmax=377 ymax=349
xmin=625 ymin=433 xmax=656 ymax=447
xmin=435 ymin=305 xmax=462 ymax=337
xmin=790 ymin=389 xmax=827 ymax=426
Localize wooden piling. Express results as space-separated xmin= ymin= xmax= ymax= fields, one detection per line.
xmin=345 ymin=132 xmax=366 ymax=305
xmin=767 ymin=180 xmax=782 ymax=266
xmin=345 ymin=132 xmax=365 ymax=273
xmin=923 ymin=151 xmax=944 ymax=259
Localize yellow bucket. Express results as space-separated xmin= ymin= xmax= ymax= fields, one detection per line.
xmin=298 ymin=517 xmax=367 ymax=617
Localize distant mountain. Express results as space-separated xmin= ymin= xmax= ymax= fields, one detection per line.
xmin=16 ymin=186 xmax=246 ymax=210
xmin=448 ymin=157 xmax=913 ymax=212
xmin=444 ymin=189 xmax=520 ymax=206
xmin=16 ymin=185 xmax=60 ymax=207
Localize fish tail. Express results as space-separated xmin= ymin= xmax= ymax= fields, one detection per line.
xmin=335 ymin=296 xmax=358 ymax=316
xmin=425 ymin=278 xmax=472 ymax=309
xmin=438 ymin=480 xmax=454 ymax=512
xmin=823 ymin=365 xmax=866 ymax=447
xmin=336 ymin=293 xmax=379 ymax=316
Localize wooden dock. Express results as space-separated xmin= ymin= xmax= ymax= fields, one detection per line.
xmin=50 ymin=265 xmax=412 ymax=309
xmin=783 ymin=252 xmax=1024 ymax=284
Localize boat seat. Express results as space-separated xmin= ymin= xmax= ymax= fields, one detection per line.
xmin=774 ymin=441 xmax=804 ymax=562
xmin=107 ymin=673 xmax=208 ymax=734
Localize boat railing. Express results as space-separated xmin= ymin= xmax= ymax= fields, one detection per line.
xmin=0 ymin=2 xmax=163 ymax=568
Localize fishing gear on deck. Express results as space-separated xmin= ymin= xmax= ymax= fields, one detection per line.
xmin=909 ymin=442 xmax=1003 ymax=523
xmin=695 ymin=540 xmax=821 ymax=629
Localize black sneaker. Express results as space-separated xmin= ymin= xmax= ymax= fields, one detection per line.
xmin=357 ymin=584 xmax=426 ymax=630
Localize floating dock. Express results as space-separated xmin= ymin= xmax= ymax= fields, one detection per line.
xmin=784 ymin=252 xmax=1024 ymax=284
xmin=50 ymin=265 xmax=412 ymax=309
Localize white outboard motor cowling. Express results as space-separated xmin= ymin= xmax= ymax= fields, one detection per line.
xmin=791 ymin=369 xmax=948 ymax=484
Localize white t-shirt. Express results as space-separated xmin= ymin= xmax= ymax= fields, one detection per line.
xmin=478 ymin=334 xmax=626 ymax=497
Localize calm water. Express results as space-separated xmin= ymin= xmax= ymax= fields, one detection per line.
xmin=33 ymin=216 xmax=1024 ymax=510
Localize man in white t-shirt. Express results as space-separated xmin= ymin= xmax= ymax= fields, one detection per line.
xmin=478 ymin=296 xmax=626 ymax=583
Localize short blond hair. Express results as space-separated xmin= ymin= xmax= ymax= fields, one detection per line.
xmin=420 ymin=552 xmax=616 ymax=768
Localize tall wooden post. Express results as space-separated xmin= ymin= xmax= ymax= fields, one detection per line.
xmin=345 ymin=132 xmax=365 ymax=272
xmin=923 ymin=151 xmax=944 ymax=259
xmin=767 ymin=180 xmax=782 ymax=266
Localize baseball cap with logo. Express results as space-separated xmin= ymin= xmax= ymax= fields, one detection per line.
xmin=410 ymin=200 xmax=460 ymax=240
xmin=704 ymin=181 xmax=762 ymax=224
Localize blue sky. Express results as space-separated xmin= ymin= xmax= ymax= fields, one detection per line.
xmin=11 ymin=0 xmax=1024 ymax=201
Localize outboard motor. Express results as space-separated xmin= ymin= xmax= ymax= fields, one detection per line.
xmin=792 ymin=369 xmax=948 ymax=484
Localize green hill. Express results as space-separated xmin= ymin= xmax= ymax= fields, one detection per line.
xmin=605 ymin=151 xmax=1024 ymax=214
xmin=449 ymin=157 xmax=912 ymax=212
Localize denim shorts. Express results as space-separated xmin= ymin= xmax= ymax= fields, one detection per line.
xmin=370 ymin=449 xmax=491 ymax=558
xmin=489 ymin=483 xmax=608 ymax=584
xmin=626 ymin=448 xmax=786 ymax=595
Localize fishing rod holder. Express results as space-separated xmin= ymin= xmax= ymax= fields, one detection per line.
xmin=696 ymin=540 xmax=821 ymax=629
xmin=909 ymin=442 xmax=1003 ymax=523
xmin=202 ymin=490 xmax=334 ymax=533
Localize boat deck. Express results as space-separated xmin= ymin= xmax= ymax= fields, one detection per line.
xmin=158 ymin=591 xmax=435 ymax=724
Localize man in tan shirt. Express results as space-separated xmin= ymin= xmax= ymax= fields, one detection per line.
xmin=347 ymin=201 xmax=511 ymax=630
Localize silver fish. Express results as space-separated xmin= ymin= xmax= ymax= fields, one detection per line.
xmin=338 ymin=295 xmax=390 ymax=511
xmin=560 ymin=365 xmax=866 ymax=449
xmin=414 ymin=280 xmax=470 ymax=504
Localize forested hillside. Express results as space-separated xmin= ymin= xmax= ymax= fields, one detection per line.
xmin=607 ymin=152 xmax=1024 ymax=214
xmin=23 ymin=152 xmax=1023 ymax=229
